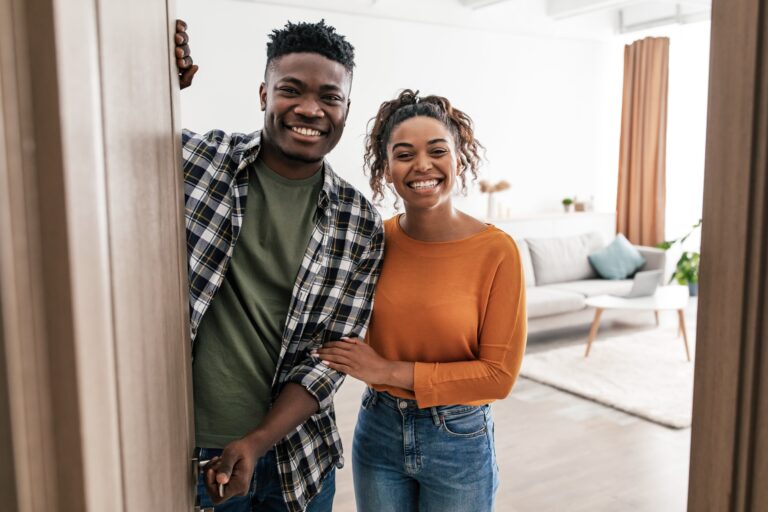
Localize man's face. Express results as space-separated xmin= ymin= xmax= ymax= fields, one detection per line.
xmin=260 ymin=52 xmax=352 ymax=165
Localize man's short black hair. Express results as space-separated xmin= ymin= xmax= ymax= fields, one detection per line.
xmin=266 ymin=20 xmax=355 ymax=74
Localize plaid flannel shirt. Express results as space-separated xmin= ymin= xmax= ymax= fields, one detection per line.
xmin=182 ymin=128 xmax=384 ymax=511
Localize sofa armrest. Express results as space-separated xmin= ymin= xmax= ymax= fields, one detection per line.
xmin=636 ymin=246 xmax=666 ymax=281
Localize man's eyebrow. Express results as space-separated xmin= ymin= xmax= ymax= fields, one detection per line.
xmin=319 ymin=84 xmax=344 ymax=93
xmin=277 ymin=76 xmax=305 ymax=87
xmin=391 ymin=142 xmax=414 ymax=151
xmin=276 ymin=78 xmax=345 ymax=94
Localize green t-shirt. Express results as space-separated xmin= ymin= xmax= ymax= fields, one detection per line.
xmin=192 ymin=157 xmax=322 ymax=448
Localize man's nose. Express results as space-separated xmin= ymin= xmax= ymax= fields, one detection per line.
xmin=294 ymin=97 xmax=325 ymax=118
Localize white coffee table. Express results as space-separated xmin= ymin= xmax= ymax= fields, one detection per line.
xmin=583 ymin=286 xmax=692 ymax=361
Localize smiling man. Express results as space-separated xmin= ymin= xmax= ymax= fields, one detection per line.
xmin=175 ymin=20 xmax=384 ymax=512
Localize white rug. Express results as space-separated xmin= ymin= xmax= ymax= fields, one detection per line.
xmin=520 ymin=325 xmax=696 ymax=429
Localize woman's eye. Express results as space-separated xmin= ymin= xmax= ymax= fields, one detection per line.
xmin=394 ymin=153 xmax=412 ymax=160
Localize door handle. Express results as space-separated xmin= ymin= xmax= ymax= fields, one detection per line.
xmin=191 ymin=457 xmax=214 ymax=512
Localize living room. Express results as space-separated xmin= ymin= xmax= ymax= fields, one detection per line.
xmin=177 ymin=1 xmax=708 ymax=509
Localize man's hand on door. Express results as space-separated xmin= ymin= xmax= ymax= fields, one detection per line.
xmin=175 ymin=19 xmax=198 ymax=89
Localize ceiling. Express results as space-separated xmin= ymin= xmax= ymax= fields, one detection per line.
xmin=243 ymin=0 xmax=710 ymax=39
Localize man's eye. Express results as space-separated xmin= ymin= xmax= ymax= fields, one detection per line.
xmin=279 ymin=87 xmax=299 ymax=94
xmin=324 ymin=95 xmax=342 ymax=102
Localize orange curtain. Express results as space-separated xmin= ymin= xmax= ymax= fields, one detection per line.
xmin=616 ymin=37 xmax=669 ymax=246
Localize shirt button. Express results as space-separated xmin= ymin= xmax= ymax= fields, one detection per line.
xmin=398 ymin=401 xmax=407 ymax=409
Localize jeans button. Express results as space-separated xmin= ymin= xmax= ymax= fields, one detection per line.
xmin=398 ymin=401 xmax=407 ymax=409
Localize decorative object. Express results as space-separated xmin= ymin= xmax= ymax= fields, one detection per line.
xmin=657 ymin=219 xmax=702 ymax=296
xmin=562 ymin=197 xmax=574 ymax=213
xmin=520 ymin=323 xmax=696 ymax=429
xmin=478 ymin=180 xmax=511 ymax=219
xmin=587 ymin=233 xmax=646 ymax=280
xmin=574 ymin=200 xmax=586 ymax=212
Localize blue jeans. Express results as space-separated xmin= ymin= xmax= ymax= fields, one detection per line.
xmin=352 ymin=388 xmax=499 ymax=512
xmin=196 ymin=448 xmax=335 ymax=512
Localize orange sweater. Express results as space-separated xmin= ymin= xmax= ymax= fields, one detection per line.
xmin=368 ymin=215 xmax=527 ymax=408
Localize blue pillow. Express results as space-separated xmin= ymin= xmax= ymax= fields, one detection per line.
xmin=588 ymin=234 xmax=646 ymax=280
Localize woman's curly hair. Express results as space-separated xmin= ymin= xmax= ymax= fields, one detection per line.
xmin=364 ymin=89 xmax=485 ymax=205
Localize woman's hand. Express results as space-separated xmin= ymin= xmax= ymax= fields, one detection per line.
xmin=314 ymin=338 xmax=414 ymax=389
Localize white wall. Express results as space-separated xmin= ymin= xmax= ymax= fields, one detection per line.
xmin=178 ymin=0 xmax=619 ymax=219
xmin=177 ymin=1 xmax=710 ymax=235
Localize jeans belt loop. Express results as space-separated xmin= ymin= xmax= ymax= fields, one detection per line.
xmin=368 ymin=387 xmax=379 ymax=406
xmin=430 ymin=407 xmax=440 ymax=426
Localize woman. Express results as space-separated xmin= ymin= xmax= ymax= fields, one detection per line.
xmin=315 ymin=90 xmax=527 ymax=512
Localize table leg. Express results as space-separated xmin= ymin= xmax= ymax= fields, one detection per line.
xmin=677 ymin=309 xmax=691 ymax=362
xmin=654 ymin=310 xmax=660 ymax=326
xmin=585 ymin=308 xmax=604 ymax=357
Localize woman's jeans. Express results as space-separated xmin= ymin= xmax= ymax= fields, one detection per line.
xmin=352 ymin=388 xmax=499 ymax=512
xmin=195 ymin=448 xmax=335 ymax=512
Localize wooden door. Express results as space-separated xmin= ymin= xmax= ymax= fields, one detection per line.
xmin=688 ymin=0 xmax=768 ymax=509
xmin=0 ymin=0 xmax=194 ymax=510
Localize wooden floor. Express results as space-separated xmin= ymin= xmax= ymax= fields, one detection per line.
xmin=331 ymin=303 xmax=697 ymax=511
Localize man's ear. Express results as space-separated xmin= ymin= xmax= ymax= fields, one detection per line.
xmin=259 ymin=82 xmax=267 ymax=111
xmin=344 ymin=99 xmax=351 ymax=124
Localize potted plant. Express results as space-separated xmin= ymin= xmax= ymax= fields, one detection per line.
xmin=657 ymin=219 xmax=702 ymax=296
xmin=671 ymin=251 xmax=700 ymax=296
xmin=562 ymin=197 xmax=574 ymax=213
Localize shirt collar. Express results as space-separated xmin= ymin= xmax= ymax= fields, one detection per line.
xmin=237 ymin=130 xmax=338 ymax=214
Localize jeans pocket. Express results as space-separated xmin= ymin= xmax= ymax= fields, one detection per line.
xmin=360 ymin=388 xmax=375 ymax=410
xmin=440 ymin=407 xmax=487 ymax=438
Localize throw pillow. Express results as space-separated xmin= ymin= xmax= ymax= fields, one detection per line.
xmin=588 ymin=233 xmax=646 ymax=280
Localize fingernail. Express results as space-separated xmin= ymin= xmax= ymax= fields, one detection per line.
xmin=219 ymin=483 xmax=224 ymax=497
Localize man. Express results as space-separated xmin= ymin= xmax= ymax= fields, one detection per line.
xmin=174 ymin=19 xmax=384 ymax=512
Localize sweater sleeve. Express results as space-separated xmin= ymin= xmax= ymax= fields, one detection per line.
xmin=412 ymin=246 xmax=528 ymax=408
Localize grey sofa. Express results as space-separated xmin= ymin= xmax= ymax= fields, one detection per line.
xmin=516 ymin=232 xmax=666 ymax=336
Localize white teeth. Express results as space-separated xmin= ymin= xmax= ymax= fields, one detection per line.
xmin=410 ymin=179 xmax=439 ymax=189
xmin=292 ymin=126 xmax=322 ymax=137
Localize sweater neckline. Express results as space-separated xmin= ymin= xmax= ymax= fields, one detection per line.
xmin=389 ymin=214 xmax=494 ymax=253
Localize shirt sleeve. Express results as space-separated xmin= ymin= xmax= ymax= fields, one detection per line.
xmin=412 ymin=243 xmax=528 ymax=408
xmin=284 ymin=218 xmax=385 ymax=412
xmin=181 ymin=128 xmax=243 ymax=187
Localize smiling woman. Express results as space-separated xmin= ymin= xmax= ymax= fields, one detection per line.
xmin=316 ymin=90 xmax=527 ymax=512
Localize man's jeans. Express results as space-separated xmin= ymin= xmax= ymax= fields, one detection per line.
xmin=196 ymin=448 xmax=335 ymax=512
xmin=352 ymin=388 xmax=499 ymax=512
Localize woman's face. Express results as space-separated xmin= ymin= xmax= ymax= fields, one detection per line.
xmin=385 ymin=116 xmax=459 ymax=211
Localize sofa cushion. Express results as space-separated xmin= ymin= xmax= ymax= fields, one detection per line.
xmin=515 ymin=239 xmax=536 ymax=287
xmin=526 ymin=288 xmax=586 ymax=319
xmin=542 ymin=279 xmax=634 ymax=298
xmin=587 ymin=233 xmax=646 ymax=279
xmin=526 ymin=232 xmax=604 ymax=285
